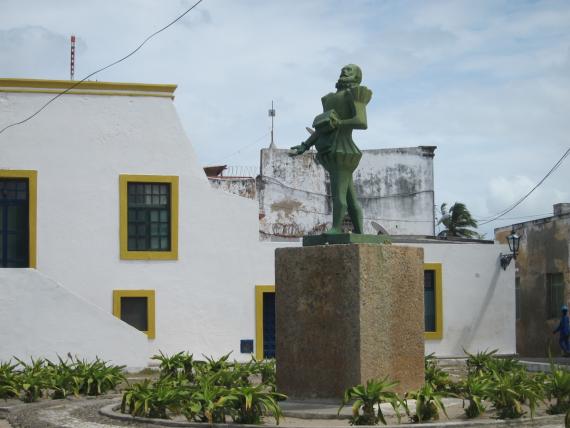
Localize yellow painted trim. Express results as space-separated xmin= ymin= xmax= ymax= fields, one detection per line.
xmin=255 ymin=285 xmax=275 ymax=360
xmin=0 ymin=78 xmax=176 ymax=94
xmin=0 ymin=88 xmax=174 ymax=99
xmin=0 ymin=170 xmax=37 ymax=268
xmin=424 ymin=263 xmax=443 ymax=340
xmin=112 ymin=289 xmax=156 ymax=339
xmin=119 ymin=175 xmax=179 ymax=260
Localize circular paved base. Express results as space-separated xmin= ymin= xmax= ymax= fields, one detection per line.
xmin=1 ymin=396 xmax=567 ymax=428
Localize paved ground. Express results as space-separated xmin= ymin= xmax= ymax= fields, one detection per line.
xmin=1 ymin=395 xmax=567 ymax=428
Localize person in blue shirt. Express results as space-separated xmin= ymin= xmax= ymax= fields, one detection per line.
xmin=553 ymin=304 xmax=570 ymax=356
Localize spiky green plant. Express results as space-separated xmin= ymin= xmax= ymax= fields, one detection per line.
xmin=487 ymin=369 xmax=543 ymax=419
xmin=121 ymin=378 xmax=190 ymax=419
xmin=459 ymin=374 xmax=493 ymax=418
xmin=46 ymin=356 xmax=82 ymax=399
xmin=152 ymin=351 xmax=195 ymax=382
xmin=14 ymin=357 xmax=50 ymax=403
xmin=0 ymin=361 xmax=20 ymax=399
xmin=406 ymin=383 xmax=448 ymax=423
xmin=248 ymin=357 xmax=276 ymax=388
xmin=424 ymin=354 xmax=453 ymax=392
xmin=545 ymin=359 xmax=570 ymax=414
xmin=70 ymin=356 xmax=125 ymax=396
xmin=182 ymin=372 xmax=238 ymax=424
xmin=464 ymin=349 xmax=498 ymax=375
xmin=231 ymin=384 xmax=286 ymax=425
xmin=488 ymin=357 xmax=524 ymax=374
xmin=339 ymin=378 xmax=404 ymax=426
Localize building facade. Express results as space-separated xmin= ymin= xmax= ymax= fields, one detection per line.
xmin=0 ymin=78 xmax=287 ymax=367
xmin=495 ymin=203 xmax=570 ymax=357
xmin=0 ymin=78 xmax=515 ymax=367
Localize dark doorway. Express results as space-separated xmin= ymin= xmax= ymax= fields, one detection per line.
xmin=262 ymin=292 xmax=276 ymax=358
xmin=0 ymin=178 xmax=29 ymax=267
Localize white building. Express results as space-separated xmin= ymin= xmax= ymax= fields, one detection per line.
xmin=0 ymin=78 xmax=515 ymax=368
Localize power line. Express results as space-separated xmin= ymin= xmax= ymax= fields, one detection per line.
xmin=478 ymin=147 xmax=570 ymax=226
xmin=0 ymin=0 xmax=205 ymax=137
xmin=223 ymin=131 xmax=271 ymax=161
xmin=261 ymin=174 xmax=435 ymax=200
xmin=483 ymin=212 xmax=553 ymax=221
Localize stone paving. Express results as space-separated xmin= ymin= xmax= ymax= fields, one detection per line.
xmin=1 ymin=396 xmax=567 ymax=428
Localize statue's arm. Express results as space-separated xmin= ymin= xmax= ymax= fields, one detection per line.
xmin=338 ymin=102 xmax=367 ymax=130
xmin=291 ymin=131 xmax=318 ymax=155
xmin=338 ymin=86 xmax=372 ymax=130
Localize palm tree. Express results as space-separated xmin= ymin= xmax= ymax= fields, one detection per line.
xmin=438 ymin=202 xmax=479 ymax=239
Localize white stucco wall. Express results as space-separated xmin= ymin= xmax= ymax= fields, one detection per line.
xmin=0 ymin=88 xmax=293 ymax=363
xmin=0 ymin=269 xmax=149 ymax=367
xmin=397 ymin=241 xmax=516 ymax=357
xmin=1 ymin=86 xmax=513 ymax=365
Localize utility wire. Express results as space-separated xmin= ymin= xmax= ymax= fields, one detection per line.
xmin=223 ymin=131 xmax=271 ymax=161
xmin=261 ymin=174 xmax=435 ymax=200
xmin=478 ymin=147 xmax=570 ymax=226
xmin=0 ymin=0 xmax=205 ymax=137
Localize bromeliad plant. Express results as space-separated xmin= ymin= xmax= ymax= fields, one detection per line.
xmin=459 ymin=374 xmax=493 ymax=418
xmin=231 ymin=384 xmax=286 ymax=425
xmin=14 ymin=357 xmax=51 ymax=403
xmin=184 ymin=373 xmax=236 ymax=424
xmin=121 ymin=378 xmax=190 ymax=419
xmin=406 ymin=383 xmax=449 ymax=423
xmin=487 ymin=369 xmax=543 ymax=419
xmin=464 ymin=348 xmax=498 ymax=376
xmin=0 ymin=361 xmax=20 ymax=399
xmin=152 ymin=351 xmax=195 ymax=382
xmin=251 ymin=358 xmax=276 ymax=387
xmin=46 ymin=356 xmax=83 ymax=399
xmin=339 ymin=377 xmax=404 ymax=426
xmin=545 ymin=359 xmax=570 ymax=414
xmin=425 ymin=353 xmax=453 ymax=393
xmin=0 ymin=355 xmax=126 ymax=403
xmin=70 ymin=356 xmax=125 ymax=396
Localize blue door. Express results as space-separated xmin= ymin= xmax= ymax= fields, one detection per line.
xmin=263 ymin=292 xmax=276 ymax=358
xmin=0 ymin=179 xmax=29 ymax=268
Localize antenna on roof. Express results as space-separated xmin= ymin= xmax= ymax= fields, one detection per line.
xmin=268 ymin=100 xmax=276 ymax=149
xmin=70 ymin=35 xmax=76 ymax=81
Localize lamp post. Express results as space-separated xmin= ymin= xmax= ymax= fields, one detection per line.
xmin=500 ymin=226 xmax=520 ymax=270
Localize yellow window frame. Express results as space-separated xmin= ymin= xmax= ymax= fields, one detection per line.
xmin=112 ymin=289 xmax=156 ymax=339
xmin=119 ymin=175 xmax=179 ymax=260
xmin=0 ymin=170 xmax=37 ymax=268
xmin=255 ymin=285 xmax=275 ymax=360
xmin=424 ymin=263 xmax=443 ymax=340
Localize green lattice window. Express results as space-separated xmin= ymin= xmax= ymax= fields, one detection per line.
xmin=127 ymin=183 xmax=170 ymax=251
xmin=546 ymin=273 xmax=565 ymax=320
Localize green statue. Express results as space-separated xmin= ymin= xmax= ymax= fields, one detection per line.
xmin=291 ymin=64 xmax=372 ymax=235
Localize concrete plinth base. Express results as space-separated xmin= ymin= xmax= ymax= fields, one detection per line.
xmin=275 ymin=244 xmax=424 ymax=399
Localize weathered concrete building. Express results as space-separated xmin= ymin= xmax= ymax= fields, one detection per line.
xmin=495 ymin=203 xmax=570 ymax=357
xmin=207 ymin=146 xmax=437 ymax=240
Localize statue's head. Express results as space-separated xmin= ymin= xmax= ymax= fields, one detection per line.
xmin=336 ymin=64 xmax=362 ymax=90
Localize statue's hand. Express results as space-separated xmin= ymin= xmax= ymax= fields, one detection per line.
xmin=290 ymin=143 xmax=307 ymax=156
xmin=329 ymin=112 xmax=341 ymax=129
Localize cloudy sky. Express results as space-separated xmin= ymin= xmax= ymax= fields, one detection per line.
xmin=1 ymin=0 xmax=569 ymax=237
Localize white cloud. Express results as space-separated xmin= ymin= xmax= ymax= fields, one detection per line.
xmin=1 ymin=0 xmax=569 ymax=239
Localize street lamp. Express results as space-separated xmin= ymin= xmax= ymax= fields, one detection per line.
xmin=500 ymin=227 xmax=520 ymax=270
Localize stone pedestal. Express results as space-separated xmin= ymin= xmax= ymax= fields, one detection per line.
xmin=275 ymin=243 xmax=424 ymax=399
